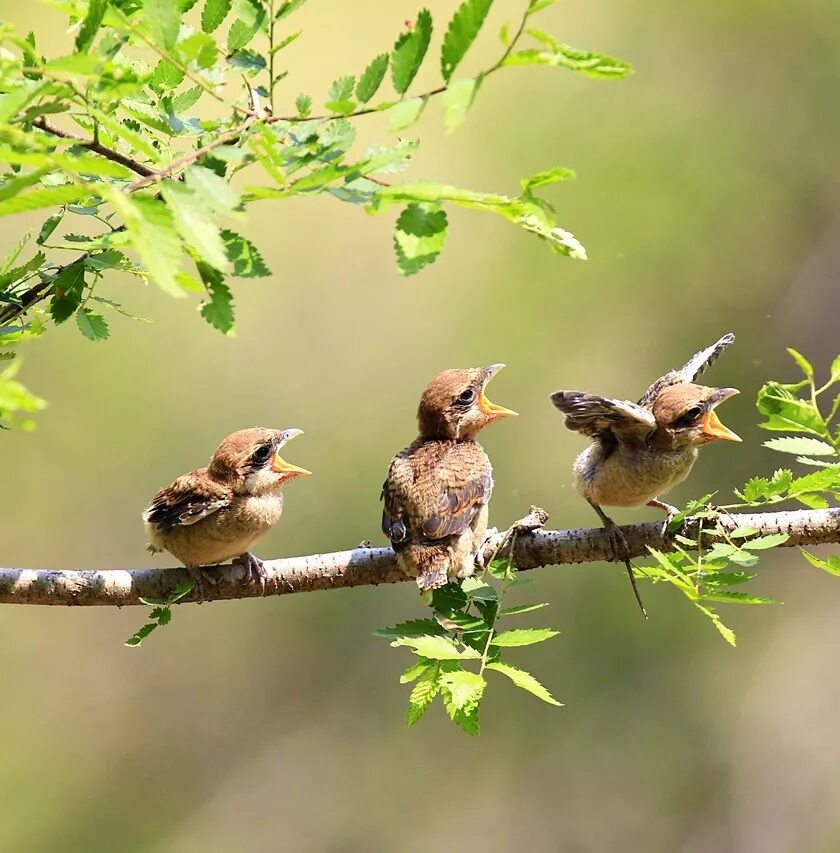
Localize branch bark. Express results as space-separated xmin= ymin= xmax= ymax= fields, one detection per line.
xmin=1 ymin=507 xmax=838 ymax=607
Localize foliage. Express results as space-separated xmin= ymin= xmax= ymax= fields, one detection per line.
xmin=633 ymin=348 xmax=840 ymax=646
xmin=124 ymin=580 xmax=194 ymax=647
xmin=0 ymin=0 xmax=632 ymax=427
xmin=376 ymin=529 xmax=561 ymax=735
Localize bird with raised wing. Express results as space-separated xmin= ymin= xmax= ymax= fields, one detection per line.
xmin=143 ymin=427 xmax=311 ymax=592
xmin=381 ymin=365 xmax=518 ymax=592
xmin=550 ymin=333 xmax=741 ymax=616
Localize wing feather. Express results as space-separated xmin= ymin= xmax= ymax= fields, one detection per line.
xmin=550 ymin=390 xmax=656 ymax=444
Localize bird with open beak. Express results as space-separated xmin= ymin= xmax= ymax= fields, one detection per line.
xmin=550 ymin=333 xmax=741 ymax=616
xmin=381 ymin=365 xmax=518 ymax=592
xmin=143 ymin=427 xmax=311 ymax=592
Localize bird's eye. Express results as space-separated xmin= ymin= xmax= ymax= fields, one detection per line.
xmin=251 ymin=444 xmax=272 ymax=465
xmin=458 ymin=388 xmax=476 ymax=404
xmin=675 ymin=406 xmax=704 ymax=428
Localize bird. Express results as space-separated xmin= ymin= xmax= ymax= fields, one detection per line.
xmin=381 ymin=364 xmax=518 ymax=592
xmin=550 ymin=333 xmax=741 ymax=616
xmin=143 ymin=427 xmax=311 ymax=593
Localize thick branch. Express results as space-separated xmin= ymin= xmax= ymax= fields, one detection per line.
xmin=1 ymin=508 xmax=838 ymax=607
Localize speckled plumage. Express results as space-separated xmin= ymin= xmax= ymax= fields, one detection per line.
xmin=381 ymin=366 xmax=516 ymax=591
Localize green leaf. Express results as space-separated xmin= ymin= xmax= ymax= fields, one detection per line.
xmin=227 ymin=0 xmax=265 ymax=52
xmin=434 ymin=611 xmax=487 ymax=632
xmin=702 ymin=590 xmax=779 ymax=605
xmin=197 ymin=262 xmax=235 ymax=335
xmin=486 ymin=661 xmax=563 ymax=706
xmin=438 ymin=670 xmax=485 ymax=712
xmin=0 ymin=184 xmax=95 ymax=217
xmin=503 ymin=43 xmax=632 ymax=79
xmin=521 ymin=167 xmax=576 ymax=192
xmin=75 ymin=307 xmax=109 ymax=341
xmin=386 ymin=96 xmax=427 ymax=131
xmin=441 ymin=687 xmax=480 ymax=735
xmin=490 ymin=628 xmax=558 ymax=647
xmin=763 ymin=436 xmax=836 ymax=456
xmin=124 ymin=621 xmax=157 ymax=647
xmin=694 ymin=603 xmax=736 ymax=646
xmin=440 ymin=0 xmax=493 ymax=82
xmin=400 ymin=659 xmax=434 ymax=684
xmin=430 ymin=582 xmax=468 ymax=614
xmin=143 ymin=0 xmax=181 ymax=50
xmin=220 ymin=230 xmax=270 ymax=277
xmin=153 ymin=59 xmax=185 ymax=88
xmin=295 ymin=93 xmax=312 ymax=117
xmin=390 ymin=634 xmax=481 ymax=660
xmin=394 ymin=203 xmax=447 ymax=275
xmin=407 ymin=666 xmax=439 ymax=726
xmin=800 ymin=550 xmax=840 ymax=577
xmin=441 ymin=76 xmax=481 ymax=133
xmin=202 ymin=0 xmax=232 ymax=32
xmin=0 ymin=81 xmax=48 ymax=124
xmin=161 ymin=183 xmax=229 ymax=272
xmin=756 ymin=381 xmax=827 ymax=436
xmin=461 ymin=576 xmax=497 ymax=601
xmin=356 ymin=53 xmax=389 ymax=103
xmin=172 ymin=86 xmax=203 ymax=113
xmin=36 ymin=213 xmax=62 ymax=246
xmin=787 ymin=347 xmax=814 ymax=379
xmin=527 ymin=0 xmax=557 ymax=12
xmin=391 ymin=9 xmax=433 ymax=94
xmin=373 ymin=618 xmax=445 ymax=639
xmin=76 ymin=0 xmax=108 ymax=52
xmin=701 ymin=571 xmax=753 ymax=586
xmin=104 ymin=190 xmax=184 ymax=296
xmin=741 ymin=533 xmax=789 ymax=550
xmin=498 ymin=602 xmax=549 ymax=617
xmin=275 ymin=0 xmax=308 ymax=20
xmin=48 ymin=261 xmax=87 ymax=323
xmin=184 ymin=166 xmax=241 ymax=216
xmin=830 ymin=355 xmax=840 ymax=384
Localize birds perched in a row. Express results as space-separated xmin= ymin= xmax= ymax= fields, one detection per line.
xmin=380 ymin=365 xmax=518 ymax=591
xmin=143 ymin=427 xmax=311 ymax=589
xmin=144 ymin=335 xmax=740 ymax=613
xmin=550 ymin=332 xmax=741 ymax=615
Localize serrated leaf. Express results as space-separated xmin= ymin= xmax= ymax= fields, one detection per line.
xmin=202 ymin=0 xmax=232 ymax=32
xmin=143 ymin=0 xmax=181 ymax=50
xmin=161 ymin=183 xmax=229 ymax=272
xmin=830 ymin=355 xmax=840 ymax=383
xmin=197 ymin=262 xmax=235 ymax=335
xmin=407 ymin=666 xmax=439 ymax=726
xmin=521 ymin=166 xmax=576 ymax=191
xmin=438 ymin=670 xmax=485 ymax=711
xmin=172 ymin=86 xmax=203 ymax=113
xmin=76 ymin=0 xmax=108 ymax=52
xmin=295 ymin=93 xmax=312 ymax=116
xmin=441 ymin=688 xmax=480 ymax=735
xmin=701 ymin=571 xmax=753 ymax=586
xmin=400 ymin=659 xmax=434 ymax=684
xmin=227 ymin=0 xmax=266 ymax=53
xmin=503 ymin=43 xmax=632 ymax=79
xmin=787 ymin=347 xmax=814 ymax=379
xmin=702 ymin=590 xmax=779 ymax=605
xmin=386 ymin=96 xmax=427 ymax=131
xmin=498 ymin=602 xmax=549 ymax=616
xmin=356 ymin=53 xmax=389 ymax=103
xmin=373 ymin=618 xmax=445 ymax=639
xmin=220 ymin=230 xmax=270 ymax=277
xmin=741 ymin=533 xmax=789 ymax=550
xmin=800 ymin=549 xmax=840 ymax=577
xmin=441 ymin=0 xmax=493 ymax=82
xmin=441 ymin=76 xmax=481 ymax=133
xmin=486 ymin=662 xmax=563 ymax=706
xmin=694 ymin=603 xmax=736 ymax=647
xmin=434 ymin=611 xmax=487 ymax=632
xmin=36 ymin=213 xmax=62 ymax=246
xmin=48 ymin=261 xmax=87 ymax=323
xmin=390 ymin=634 xmax=481 ymax=660
xmin=184 ymin=165 xmax=241 ymax=216
xmin=756 ymin=382 xmax=827 ymax=436
xmin=430 ymin=582 xmax=468 ymax=614
xmin=394 ymin=202 xmax=446 ymax=275
xmin=763 ymin=436 xmax=836 ymax=456
xmin=461 ymin=576 xmax=497 ymax=600
xmin=75 ymin=307 xmax=109 ymax=341
xmin=391 ymin=9 xmax=433 ymax=94
xmin=490 ymin=628 xmax=558 ymax=647
xmin=124 ymin=622 xmax=157 ymax=647
xmin=0 ymin=184 xmax=95 ymax=217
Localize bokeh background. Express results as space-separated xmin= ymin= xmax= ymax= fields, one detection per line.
xmin=3 ymin=0 xmax=840 ymax=850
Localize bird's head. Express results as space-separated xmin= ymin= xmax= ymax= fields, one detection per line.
xmin=208 ymin=427 xmax=311 ymax=495
xmin=651 ymin=384 xmax=741 ymax=451
xmin=417 ymin=364 xmax=518 ymax=440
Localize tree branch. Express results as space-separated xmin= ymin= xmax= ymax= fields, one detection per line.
xmin=1 ymin=507 xmax=837 ymax=607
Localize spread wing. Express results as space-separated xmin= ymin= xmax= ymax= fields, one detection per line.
xmin=550 ymin=390 xmax=656 ymax=445
xmin=639 ymin=333 xmax=735 ymax=406
xmin=143 ymin=469 xmax=230 ymax=532
xmin=381 ymin=443 xmax=493 ymax=546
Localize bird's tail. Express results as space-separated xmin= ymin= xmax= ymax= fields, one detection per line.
xmin=399 ymin=539 xmax=476 ymax=591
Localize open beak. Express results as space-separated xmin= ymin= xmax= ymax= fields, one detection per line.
xmin=700 ymin=389 xmax=741 ymax=442
xmin=478 ymin=363 xmax=518 ymax=419
xmin=271 ymin=428 xmax=312 ymax=476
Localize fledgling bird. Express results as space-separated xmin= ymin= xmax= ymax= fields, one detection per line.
xmin=550 ymin=333 xmax=741 ymax=615
xmin=381 ymin=365 xmax=518 ymax=591
xmin=143 ymin=428 xmax=311 ymax=591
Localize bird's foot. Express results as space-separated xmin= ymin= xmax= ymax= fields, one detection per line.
xmin=602 ymin=517 xmax=648 ymax=620
xmin=510 ymin=505 xmax=550 ymax=534
xmin=647 ymin=498 xmax=682 ymax=542
xmin=234 ymin=552 xmax=268 ymax=595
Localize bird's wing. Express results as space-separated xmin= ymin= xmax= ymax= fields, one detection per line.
xmin=143 ymin=469 xmax=230 ymax=532
xmin=550 ymin=390 xmax=657 ymax=444
xmin=382 ymin=443 xmax=493 ymax=545
xmin=638 ymin=333 xmax=735 ymax=406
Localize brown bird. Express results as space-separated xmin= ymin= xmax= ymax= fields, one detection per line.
xmin=381 ymin=365 xmax=518 ymax=591
xmin=550 ymin=333 xmax=741 ymax=616
xmin=143 ymin=427 xmax=311 ymax=591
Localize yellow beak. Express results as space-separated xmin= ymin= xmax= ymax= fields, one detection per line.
xmin=700 ymin=408 xmax=741 ymax=442
xmin=271 ymin=454 xmax=312 ymax=477
xmin=478 ymin=363 xmax=518 ymax=418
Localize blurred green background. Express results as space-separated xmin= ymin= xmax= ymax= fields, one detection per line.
xmin=3 ymin=0 xmax=840 ymax=850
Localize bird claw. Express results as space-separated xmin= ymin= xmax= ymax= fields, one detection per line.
xmin=234 ymin=552 xmax=268 ymax=595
